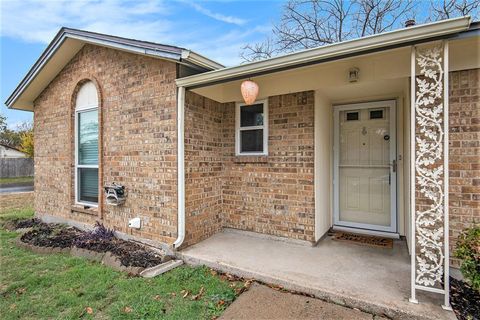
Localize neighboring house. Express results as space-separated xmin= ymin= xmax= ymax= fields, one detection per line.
xmin=5 ymin=17 xmax=479 ymax=308
xmin=0 ymin=143 xmax=27 ymax=158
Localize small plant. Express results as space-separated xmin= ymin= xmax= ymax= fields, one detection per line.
xmin=454 ymin=225 xmax=480 ymax=291
xmin=74 ymin=221 xmax=115 ymax=247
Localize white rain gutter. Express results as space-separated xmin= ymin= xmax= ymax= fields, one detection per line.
xmin=181 ymin=50 xmax=225 ymax=70
xmin=176 ymin=16 xmax=471 ymax=89
xmin=173 ymin=86 xmax=186 ymax=249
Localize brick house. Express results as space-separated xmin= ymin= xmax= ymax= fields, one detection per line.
xmin=6 ymin=16 xmax=479 ymax=310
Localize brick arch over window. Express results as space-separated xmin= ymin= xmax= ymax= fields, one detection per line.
xmin=70 ymin=78 xmax=103 ymax=219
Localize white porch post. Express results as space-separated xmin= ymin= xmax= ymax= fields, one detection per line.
xmin=409 ymin=41 xmax=451 ymax=310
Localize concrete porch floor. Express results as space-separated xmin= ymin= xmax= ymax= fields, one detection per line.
xmin=179 ymin=229 xmax=456 ymax=320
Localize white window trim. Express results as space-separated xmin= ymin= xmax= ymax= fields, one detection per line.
xmin=75 ymin=104 xmax=99 ymax=207
xmin=235 ymin=99 xmax=268 ymax=156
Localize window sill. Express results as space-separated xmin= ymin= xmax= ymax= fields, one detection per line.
xmin=233 ymin=156 xmax=268 ymax=163
xmin=71 ymin=205 xmax=98 ymax=216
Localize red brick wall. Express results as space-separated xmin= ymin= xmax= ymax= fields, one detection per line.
xmin=449 ymin=68 xmax=480 ymax=266
xmin=222 ymin=92 xmax=315 ymax=242
xmin=183 ymin=91 xmax=315 ymax=245
xmin=184 ymin=91 xmax=225 ymax=245
xmin=34 ymin=44 xmax=178 ymax=244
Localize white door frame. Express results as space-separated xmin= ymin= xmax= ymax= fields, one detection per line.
xmin=333 ymin=100 xmax=397 ymax=233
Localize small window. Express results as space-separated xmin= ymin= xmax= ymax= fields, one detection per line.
xmin=369 ymin=109 xmax=384 ymax=119
xmin=236 ymin=100 xmax=268 ymax=155
xmin=75 ymin=82 xmax=99 ymax=206
xmin=346 ymin=111 xmax=359 ymax=121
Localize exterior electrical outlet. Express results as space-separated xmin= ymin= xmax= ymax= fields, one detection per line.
xmin=128 ymin=218 xmax=141 ymax=229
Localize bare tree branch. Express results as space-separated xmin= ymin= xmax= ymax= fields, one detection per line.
xmin=430 ymin=0 xmax=479 ymax=20
xmin=240 ymin=0 xmax=479 ymax=62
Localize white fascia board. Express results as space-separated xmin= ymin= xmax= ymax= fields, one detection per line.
xmin=5 ymin=33 xmax=182 ymax=110
xmin=181 ymin=50 xmax=225 ymax=70
xmin=176 ymin=16 xmax=471 ymax=88
xmin=6 ymin=29 xmax=223 ymax=110
xmin=5 ymin=33 xmax=68 ymax=110
xmin=67 ymin=34 xmax=181 ymax=60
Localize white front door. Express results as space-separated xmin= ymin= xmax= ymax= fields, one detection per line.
xmin=333 ymin=100 xmax=397 ymax=233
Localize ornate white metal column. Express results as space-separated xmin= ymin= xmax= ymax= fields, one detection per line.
xmin=410 ymin=41 xmax=451 ymax=310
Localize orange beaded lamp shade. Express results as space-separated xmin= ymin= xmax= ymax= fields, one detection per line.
xmin=240 ymin=80 xmax=259 ymax=105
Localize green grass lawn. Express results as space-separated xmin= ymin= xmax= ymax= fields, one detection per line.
xmin=0 ymin=205 xmax=243 ymax=319
xmin=0 ymin=176 xmax=34 ymax=185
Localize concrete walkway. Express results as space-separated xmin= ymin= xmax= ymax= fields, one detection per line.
xmin=180 ymin=229 xmax=456 ymax=320
xmin=0 ymin=182 xmax=34 ymax=194
xmin=0 ymin=185 xmax=34 ymax=194
xmin=221 ymin=283 xmax=378 ymax=320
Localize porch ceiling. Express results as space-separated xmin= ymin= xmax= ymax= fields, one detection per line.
xmin=192 ymin=47 xmax=411 ymax=103
xmin=191 ymin=35 xmax=478 ymax=104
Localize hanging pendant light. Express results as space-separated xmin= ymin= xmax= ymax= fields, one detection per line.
xmin=240 ymin=80 xmax=259 ymax=105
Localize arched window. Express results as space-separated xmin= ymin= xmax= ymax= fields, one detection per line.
xmin=75 ymin=81 xmax=99 ymax=206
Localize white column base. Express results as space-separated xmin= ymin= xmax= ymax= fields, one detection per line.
xmin=441 ymin=304 xmax=453 ymax=311
xmin=409 ymin=298 xmax=419 ymax=304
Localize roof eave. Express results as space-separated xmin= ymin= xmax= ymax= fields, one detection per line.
xmin=5 ymin=27 xmax=223 ymax=111
xmin=176 ymin=16 xmax=472 ymax=89
xmin=181 ymin=50 xmax=225 ymax=70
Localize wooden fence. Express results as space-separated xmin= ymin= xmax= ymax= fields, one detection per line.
xmin=0 ymin=158 xmax=34 ymax=178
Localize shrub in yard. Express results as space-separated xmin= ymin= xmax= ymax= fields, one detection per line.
xmin=73 ymin=221 xmax=115 ymax=251
xmin=454 ymin=225 xmax=480 ymax=291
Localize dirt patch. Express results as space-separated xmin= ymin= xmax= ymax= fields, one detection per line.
xmin=0 ymin=192 xmax=33 ymax=212
xmin=451 ymin=277 xmax=480 ymax=320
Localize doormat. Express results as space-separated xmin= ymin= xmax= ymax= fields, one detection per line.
xmin=332 ymin=232 xmax=393 ymax=249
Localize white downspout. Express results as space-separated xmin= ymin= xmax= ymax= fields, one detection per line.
xmin=173 ymin=86 xmax=185 ymax=249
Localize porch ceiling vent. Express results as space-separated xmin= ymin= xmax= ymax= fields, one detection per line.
xmin=348 ymin=67 xmax=359 ymax=82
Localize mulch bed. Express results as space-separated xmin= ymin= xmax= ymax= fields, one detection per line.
xmin=21 ymin=223 xmax=83 ymax=248
xmin=12 ymin=218 xmax=41 ymax=229
xmin=16 ymin=219 xmax=168 ymax=269
xmin=75 ymin=238 xmax=164 ymax=268
xmin=450 ymin=276 xmax=480 ymax=320
xmin=3 ymin=218 xmax=41 ymax=231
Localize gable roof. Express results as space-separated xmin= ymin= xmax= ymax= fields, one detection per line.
xmin=176 ymin=16 xmax=473 ymax=89
xmin=5 ymin=27 xmax=224 ymax=111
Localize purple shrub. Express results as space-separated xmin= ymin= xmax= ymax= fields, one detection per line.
xmin=73 ymin=221 xmax=115 ymax=251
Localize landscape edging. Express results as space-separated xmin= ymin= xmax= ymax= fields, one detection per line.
xmin=15 ymin=237 xmax=178 ymax=277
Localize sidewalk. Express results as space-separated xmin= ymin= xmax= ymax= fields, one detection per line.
xmin=221 ymin=283 xmax=381 ymax=320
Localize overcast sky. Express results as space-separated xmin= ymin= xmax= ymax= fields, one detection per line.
xmin=1 ymin=0 xmax=283 ymax=127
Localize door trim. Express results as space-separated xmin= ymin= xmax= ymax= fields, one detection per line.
xmin=333 ymin=100 xmax=397 ymax=233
